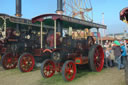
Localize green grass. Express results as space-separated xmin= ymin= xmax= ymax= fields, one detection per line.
xmin=38 ymin=68 xmax=106 ymax=85
xmin=0 ymin=66 xmax=108 ymax=85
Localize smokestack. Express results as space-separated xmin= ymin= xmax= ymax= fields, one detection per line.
xmin=56 ymin=0 xmax=63 ymax=37
xmin=15 ymin=0 xmax=22 ymax=17
xmin=56 ymin=0 xmax=63 ymax=15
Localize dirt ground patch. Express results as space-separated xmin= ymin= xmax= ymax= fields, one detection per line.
xmin=0 ymin=67 xmax=125 ymax=85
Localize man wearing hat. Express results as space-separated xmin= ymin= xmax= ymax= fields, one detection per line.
xmin=112 ymin=40 xmax=124 ymax=69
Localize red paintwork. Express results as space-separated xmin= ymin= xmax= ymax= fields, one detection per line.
xmin=32 ymin=14 xmax=106 ymax=29
xmin=75 ymin=56 xmax=88 ymax=64
xmin=47 ymin=33 xmax=61 ymax=48
xmin=32 ymin=14 xmax=61 ymax=23
xmin=32 ymin=13 xmax=105 ymax=81
xmin=33 ymin=48 xmax=52 ymax=56
xmin=2 ymin=53 xmax=19 ymax=69
xmin=42 ymin=60 xmax=55 ymax=78
xmin=19 ymin=54 xmax=35 ymax=72
xmin=43 ymin=49 xmax=52 ymax=53
xmin=56 ymin=63 xmax=63 ymax=72
xmin=33 ymin=48 xmax=44 ymax=56
xmin=120 ymin=7 xmax=128 ymax=16
xmin=94 ymin=45 xmax=104 ymax=72
xmin=1 ymin=48 xmax=7 ymax=54
xmin=64 ymin=61 xmax=76 ymax=81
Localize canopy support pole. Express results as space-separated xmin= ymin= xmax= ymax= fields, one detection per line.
xmin=40 ymin=21 xmax=43 ymax=49
xmin=96 ymin=28 xmax=99 ymax=44
xmin=54 ymin=20 xmax=57 ymax=49
xmin=3 ymin=18 xmax=6 ymax=39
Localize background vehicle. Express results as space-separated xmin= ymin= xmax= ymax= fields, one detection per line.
xmin=0 ymin=0 xmax=54 ymax=72
xmin=0 ymin=13 xmax=53 ymax=72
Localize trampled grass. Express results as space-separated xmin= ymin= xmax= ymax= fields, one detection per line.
xmin=38 ymin=68 xmax=106 ymax=85
xmin=0 ymin=66 xmax=124 ymax=85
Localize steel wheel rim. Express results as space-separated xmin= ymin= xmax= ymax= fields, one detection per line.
xmin=94 ymin=45 xmax=104 ymax=72
xmin=43 ymin=60 xmax=55 ymax=78
xmin=64 ymin=62 xmax=76 ymax=81
xmin=2 ymin=53 xmax=18 ymax=69
xmin=20 ymin=54 xmax=35 ymax=72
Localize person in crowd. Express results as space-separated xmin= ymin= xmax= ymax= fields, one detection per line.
xmin=105 ymin=47 xmax=112 ymax=67
xmin=120 ymin=41 xmax=127 ymax=67
xmin=104 ymin=47 xmax=108 ymax=67
xmin=109 ymin=48 xmax=115 ymax=67
xmin=108 ymin=42 xmax=115 ymax=67
xmin=112 ymin=40 xmax=124 ymax=70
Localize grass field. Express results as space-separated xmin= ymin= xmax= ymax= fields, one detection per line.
xmin=0 ymin=66 xmax=125 ymax=85
xmin=38 ymin=68 xmax=101 ymax=85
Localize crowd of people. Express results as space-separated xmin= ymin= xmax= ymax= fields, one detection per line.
xmin=104 ymin=40 xmax=127 ymax=70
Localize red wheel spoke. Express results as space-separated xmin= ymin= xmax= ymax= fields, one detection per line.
xmin=62 ymin=61 xmax=76 ymax=81
xmin=19 ymin=53 xmax=35 ymax=72
xmin=93 ymin=45 xmax=104 ymax=72
xmin=41 ymin=59 xmax=55 ymax=78
xmin=2 ymin=53 xmax=18 ymax=69
xmin=69 ymin=63 xmax=73 ymax=69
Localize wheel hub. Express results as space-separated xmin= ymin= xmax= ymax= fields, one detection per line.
xmin=41 ymin=59 xmax=55 ymax=78
xmin=70 ymin=70 xmax=73 ymax=73
xmin=7 ymin=58 xmax=12 ymax=63
xmin=19 ymin=54 xmax=35 ymax=72
xmin=46 ymin=66 xmax=50 ymax=71
xmin=26 ymin=61 xmax=28 ymax=64
xmin=96 ymin=56 xmax=98 ymax=59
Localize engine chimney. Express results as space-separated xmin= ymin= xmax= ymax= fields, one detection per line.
xmin=56 ymin=0 xmax=63 ymax=15
xmin=56 ymin=0 xmax=63 ymax=37
xmin=15 ymin=0 xmax=22 ymax=17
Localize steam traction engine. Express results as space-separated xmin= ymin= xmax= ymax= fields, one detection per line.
xmin=32 ymin=14 xmax=107 ymax=81
xmin=0 ymin=14 xmax=53 ymax=72
xmin=0 ymin=0 xmax=53 ymax=72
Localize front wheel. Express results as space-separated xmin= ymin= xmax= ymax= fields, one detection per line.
xmin=41 ymin=59 xmax=55 ymax=78
xmin=62 ymin=60 xmax=77 ymax=81
xmin=18 ymin=53 xmax=35 ymax=72
xmin=88 ymin=44 xmax=104 ymax=72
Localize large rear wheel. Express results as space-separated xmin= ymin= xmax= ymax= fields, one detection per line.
xmin=2 ymin=52 xmax=19 ymax=69
xmin=41 ymin=59 xmax=55 ymax=78
xmin=18 ymin=53 xmax=35 ymax=72
xmin=62 ymin=60 xmax=77 ymax=81
xmin=88 ymin=44 xmax=104 ymax=72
